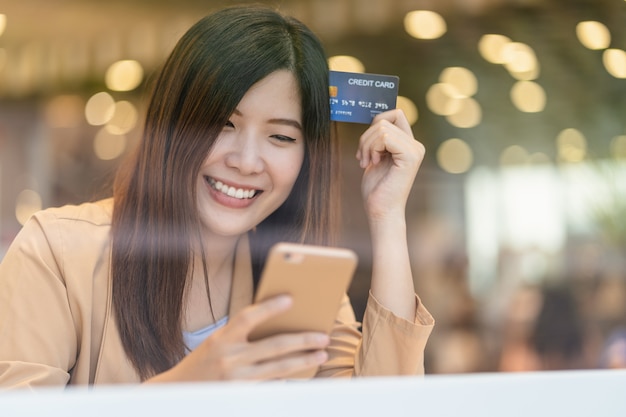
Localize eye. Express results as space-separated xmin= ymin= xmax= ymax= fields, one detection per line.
xmin=271 ymin=134 xmax=297 ymax=143
xmin=225 ymin=120 xmax=235 ymax=128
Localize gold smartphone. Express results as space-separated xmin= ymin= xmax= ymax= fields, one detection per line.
xmin=249 ymin=242 xmax=358 ymax=378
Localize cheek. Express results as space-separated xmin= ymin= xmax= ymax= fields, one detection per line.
xmin=284 ymin=150 xmax=305 ymax=187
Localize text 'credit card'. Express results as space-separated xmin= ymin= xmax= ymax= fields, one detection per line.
xmin=329 ymin=71 xmax=399 ymax=124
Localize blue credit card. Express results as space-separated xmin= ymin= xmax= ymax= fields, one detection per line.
xmin=329 ymin=70 xmax=399 ymax=124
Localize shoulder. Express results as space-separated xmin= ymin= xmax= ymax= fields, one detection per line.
xmin=33 ymin=198 xmax=113 ymax=228
xmin=10 ymin=199 xmax=115 ymax=274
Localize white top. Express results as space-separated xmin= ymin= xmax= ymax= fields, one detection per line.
xmin=183 ymin=316 xmax=229 ymax=352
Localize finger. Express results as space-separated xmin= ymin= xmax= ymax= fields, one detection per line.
xmin=214 ymin=331 xmax=329 ymax=380
xmin=372 ymin=108 xmax=412 ymax=134
xmin=246 ymin=331 xmax=330 ymax=363
xmin=227 ymin=295 xmax=293 ymax=337
xmin=357 ymin=121 xmax=403 ymax=167
xmin=357 ymin=109 xmax=409 ymax=163
xmin=237 ymin=349 xmax=329 ymax=380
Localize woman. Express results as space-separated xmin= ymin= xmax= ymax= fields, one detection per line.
xmin=0 ymin=5 xmax=433 ymax=387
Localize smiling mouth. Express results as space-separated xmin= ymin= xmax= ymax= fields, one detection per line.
xmin=205 ymin=176 xmax=260 ymax=200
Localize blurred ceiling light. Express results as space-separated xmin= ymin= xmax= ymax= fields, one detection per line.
xmin=105 ymin=59 xmax=144 ymax=91
xmin=44 ymin=95 xmax=84 ymax=128
xmin=446 ymin=97 xmax=482 ymax=128
xmin=500 ymin=145 xmax=529 ymax=166
xmin=610 ymin=135 xmax=626 ymax=159
xmin=105 ymin=100 xmax=139 ymax=135
xmin=94 ymin=127 xmax=127 ymax=160
xmin=478 ymin=34 xmax=512 ymax=64
xmin=404 ymin=10 xmax=447 ymax=40
xmin=440 ymin=67 xmax=478 ymax=98
xmin=396 ymin=96 xmax=419 ymax=125
xmin=510 ymin=81 xmax=546 ymax=113
xmin=557 ymin=128 xmax=587 ymax=163
xmin=576 ymin=21 xmax=611 ymax=50
xmin=0 ymin=14 xmax=6 ymax=37
xmin=85 ymin=92 xmax=115 ymax=126
xmin=426 ymin=83 xmax=462 ymax=116
xmin=328 ymin=55 xmax=365 ymax=73
xmin=603 ymin=49 xmax=626 ymax=79
xmin=437 ymin=138 xmax=473 ymax=174
xmin=15 ymin=189 xmax=42 ymax=226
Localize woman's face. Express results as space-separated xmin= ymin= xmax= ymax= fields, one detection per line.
xmin=196 ymin=70 xmax=305 ymax=239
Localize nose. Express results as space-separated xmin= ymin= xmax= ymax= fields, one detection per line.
xmin=224 ymin=131 xmax=265 ymax=175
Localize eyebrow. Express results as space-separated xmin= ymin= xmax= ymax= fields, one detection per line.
xmin=232 ymin=109 xmax=302 ymax=131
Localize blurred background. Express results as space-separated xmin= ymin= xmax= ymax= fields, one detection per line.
xmin=1 ymin=0 xmax=626 ymax=374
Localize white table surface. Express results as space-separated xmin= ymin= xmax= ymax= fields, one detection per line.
xmin=1 ymin=369 xmax=625 ymax=417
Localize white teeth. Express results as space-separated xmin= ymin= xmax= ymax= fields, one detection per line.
xmin=208 ymin=178 xmax=257 ymax=200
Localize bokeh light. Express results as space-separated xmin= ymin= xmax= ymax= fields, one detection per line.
xmin=557 ymin=128 xmax=587 ymax=162
xmin=603 ymin=49 xmax=626 ymax=79
xmin=105 ymin=59 xmax=144 ymax=91
xmin=478 ymin=34 xmax=512 ymax=64
xmin=0 ymin=14 xmax=6 ymax=37
xmin=93 ymin=127 xmax=127 ymax=160
xmin=85 ymin=92 xmax=115 ymax=126
xmin=576 ymin=21 xmax=611 ymax=50
xmin=440 ymin=67 xmax=478 ymax=98
xmin=437 ymin=138 xmax=474 ymax=174
xmin=500 ymin=145 xmax=530 ymax=166
xmin=396 ymin=96 xmax=418 ymax=125
xmin=610 ymin=135 xmax=626 ymax=159
xmin=404 ymin=10 xmax=447 ymax=40
xmin=446 ymin=97 xmax=482 ymax=128
xmin=105 ymin=100 xmax=138 ymax=135
xmin=502 ymin=42 xmax=540 ymax=80
xmin=328 ymin=55 xmax=365 ymax=73
xmin=510 ymin=81 xmax=547 ymax=113
xmin=426 ymin=83 xmax=462 ymax=116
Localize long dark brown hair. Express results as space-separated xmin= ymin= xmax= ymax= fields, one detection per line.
xmin=111 ymin=5 xmax=339 ymax=380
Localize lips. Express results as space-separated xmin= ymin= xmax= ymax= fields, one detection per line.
xmin=205 ymin=176 xmax=260 ymax=200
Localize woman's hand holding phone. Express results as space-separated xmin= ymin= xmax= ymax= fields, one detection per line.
xmin=146 ymin=295 xmax=330 ymax=383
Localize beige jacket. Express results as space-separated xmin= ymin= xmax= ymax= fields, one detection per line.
xmin=0 ymin=199 xmax=434 ymax=388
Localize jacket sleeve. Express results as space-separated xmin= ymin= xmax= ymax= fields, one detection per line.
xmin=315 ymin=292 xmax=434 ymax=378
xmin=0 ymin=213 xmax=76 ymax=389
